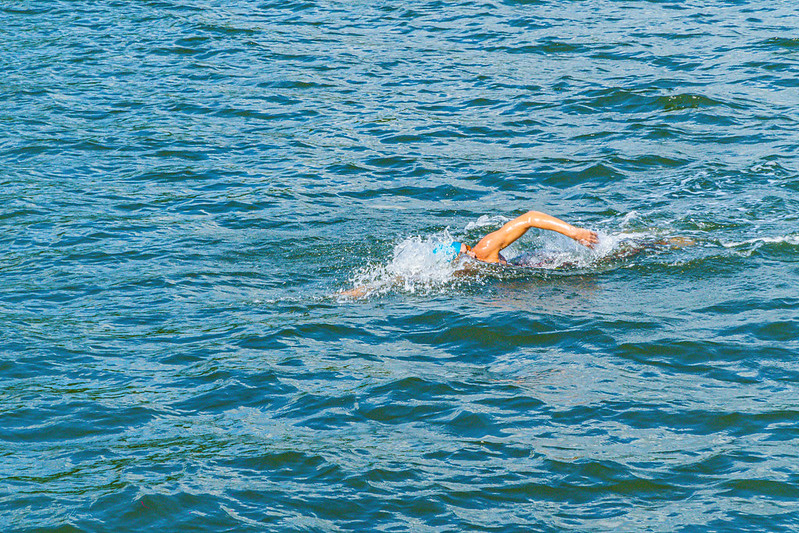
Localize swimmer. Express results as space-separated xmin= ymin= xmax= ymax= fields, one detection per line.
xmin=339 ymin=210 xmax=597 ymax=298
xmin=439 ymin=210 xmax=597 ymax=265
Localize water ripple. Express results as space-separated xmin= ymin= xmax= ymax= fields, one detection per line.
xmin=3 ymin=0 xmax=799 ymax=531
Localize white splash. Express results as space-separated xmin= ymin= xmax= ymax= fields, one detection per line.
xmin=464 ymin=214 xmax=510 ymax=231
xmin=504 ymin=230 xmax=645 ymax=270
xmin=340 ymin=230 xmax=464 ymax=298
xmin=619 ymin=211 xmax=640 ymax=230
xmin=721 ymin=234 xmax=799 ymax=248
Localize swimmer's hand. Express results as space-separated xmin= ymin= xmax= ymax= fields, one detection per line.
xmin=571 ymin=227 xmax=599 ymax=248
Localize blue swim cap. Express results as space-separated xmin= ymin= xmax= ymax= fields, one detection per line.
xmin=432 ymin=241 xmax=462 ymax=261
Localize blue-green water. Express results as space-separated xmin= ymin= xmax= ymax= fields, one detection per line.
xmin=2 ymin=1 xmax=798 ymax=531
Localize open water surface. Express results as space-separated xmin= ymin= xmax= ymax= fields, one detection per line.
xmin=2 ymin=1 xmax=799 ymax=531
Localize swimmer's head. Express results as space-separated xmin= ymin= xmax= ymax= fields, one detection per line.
xmin=433 ymin=241 xmax=468 ymax=261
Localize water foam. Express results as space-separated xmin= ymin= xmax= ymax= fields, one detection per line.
xmin=341 ymin=230 xmax=464 ymax=298
xmin=721 ymin=234 xmax=799 ymax=249
xmin=504 ymin=231 xmax=646 ymax=270
xmin=464 ymin=214 xmax=510 ymax=231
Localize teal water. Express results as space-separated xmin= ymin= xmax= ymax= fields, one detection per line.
xmin=2 ymin=1 xmax=798 ymax=531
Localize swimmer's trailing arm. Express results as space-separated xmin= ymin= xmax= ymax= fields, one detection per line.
xmin=470 ymin=210 xmax=598 ymax=263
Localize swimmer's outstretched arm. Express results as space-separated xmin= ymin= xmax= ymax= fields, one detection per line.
xmin=470 ymin=210 xmax=598 ymax=263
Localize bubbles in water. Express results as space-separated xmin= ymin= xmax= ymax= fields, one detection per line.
xmin=721 ymin=234 xmax=799 ymax=255
xmin=341 ymin=229 xmax=464 ymax=298
xmin=505 ymin=231 xmax=646 ymax=270
xmin=464 ymin=214 xmax=510 ymax=231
